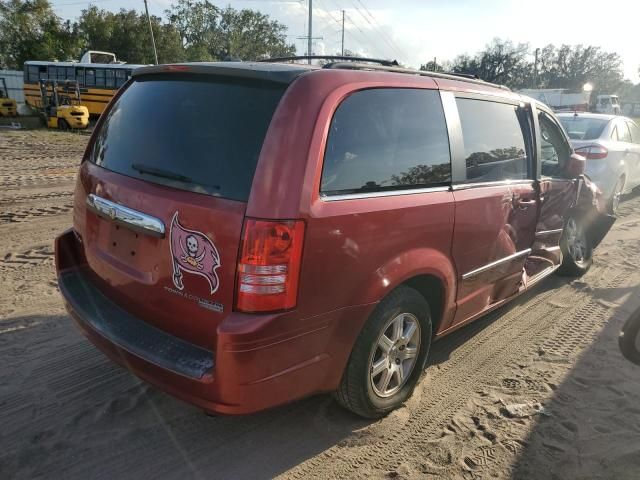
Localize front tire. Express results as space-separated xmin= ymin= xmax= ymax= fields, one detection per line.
xmin=334 ymin=286 xmax=432 ymax=418
xmin=558 ymin=216 xmax=593 ymax=277
xmin=58 ymin=118 xmax=69 ymax=131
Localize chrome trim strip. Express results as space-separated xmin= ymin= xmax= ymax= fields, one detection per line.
xmin=86 ymin=194 xmax=165 ymax=238
xmin=321 ymin=185 xmax=450 ymax=201
xmin=452 ymin=179 xmax=535 ymax=191
xmin=462 ymin=248 xmax=532 ymax=280
xmin=535 ymin=228 xmax=563 ymax=237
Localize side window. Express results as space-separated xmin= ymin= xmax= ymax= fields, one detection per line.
xmin=106 ymin=69 xmax=115 ymax=88
xmin=48 ymin=66 xmax=56 ymax=79
xmin=628 ymin=121 xmax=640 ymax=144
xmin=66 ymin=67 xmax=76 ymax=80
xmin=539 ymin=113 xmax=571 ymax=178
xmin=95 ymin=69 xmax=105 ymax=87
xmin=28 ymin=65 xmax=39 ymax=82
xmin=321 ymin=88 xmax=451 ymax=195
xmin=76 ymin=68 xmax=85 ymax=86
xmin=85 ymin=69 xmax=95 ymax=86
xmin=455 ymin=98 xmax=529 ymax=182
xmin=618 ymin=121 xmax=632 ymax=143
xmin=115 ymin=69 xmax=126 ymax=87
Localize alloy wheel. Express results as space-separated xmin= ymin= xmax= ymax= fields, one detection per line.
xmin=369 ymin=312 xmax=421 ymax=398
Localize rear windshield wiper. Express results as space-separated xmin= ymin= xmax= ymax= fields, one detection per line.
xmin=132 ymin=163 xmax=194 ymax=184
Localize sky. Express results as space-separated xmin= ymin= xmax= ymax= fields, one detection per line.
xmin=51 ymin=0 xmax=640 ymax=83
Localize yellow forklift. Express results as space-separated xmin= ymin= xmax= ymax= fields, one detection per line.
xmin=38 ymin=79 xmax=89 ymax=130
xmin=0 ymin=78 xmax=17 ymax=117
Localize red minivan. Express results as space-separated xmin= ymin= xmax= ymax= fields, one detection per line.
xmin=55 ymin=60 xmax=614 ymax=418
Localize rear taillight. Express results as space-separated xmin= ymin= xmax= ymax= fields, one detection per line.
xmin=236 ymin=218 xmax=305 ymax=313
xmin=575 ymin=145 xmax=608 ymax=160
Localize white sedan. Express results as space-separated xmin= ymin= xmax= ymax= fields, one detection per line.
xmin=558 ymin=112 xmax=640 ymax=212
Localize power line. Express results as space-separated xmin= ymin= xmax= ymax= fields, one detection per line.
xmin=351 ymin=0 xmax=406 ymax=57
xmin=322 ymin=0 xmax=388 ymax=58
xmin=314 ymin=0 xmax=366 ymax=55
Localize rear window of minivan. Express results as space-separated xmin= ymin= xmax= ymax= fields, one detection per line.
xmin=90 ymin=74 xmax=286 ymax=202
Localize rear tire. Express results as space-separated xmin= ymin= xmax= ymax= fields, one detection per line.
xmin=58 ymin=118 xmax=69 ymax=131
xmin=558 ymin=216 xmax=592 ymax=277
xmin=334 ymin=286 xmax=432 ymax=418
xmin=619 ymin=309 xmax=640 ymax=366
xmin=609 ymin=175 xmax=625 ymax=214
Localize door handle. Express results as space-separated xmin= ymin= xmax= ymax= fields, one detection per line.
xmin=515 ymin=198 xmax=536 ymax=209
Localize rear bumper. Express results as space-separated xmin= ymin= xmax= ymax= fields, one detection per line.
xmin=55 ymin=229 xmax=373 ymax=414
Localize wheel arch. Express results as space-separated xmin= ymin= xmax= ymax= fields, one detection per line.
xmin=359 ymin=247 xmax=457 ymax=336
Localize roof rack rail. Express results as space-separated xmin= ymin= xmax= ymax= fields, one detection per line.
xmin=322 ymin=62 xmax=510 ymax=91
xmin=258 ymin=55 xmax=399 ymax=67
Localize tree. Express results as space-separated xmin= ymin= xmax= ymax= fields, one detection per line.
xmin=420 ymin=60 xmax=445 ymax=73
xmin=537 ymin=44 xmax=624 ymax=93
xmin=0 ymin=0 xmax=80 ymax=69
xmin=449 ymin=39 xmax=532 ymax=89
xmin=75 ymin=6 xmax=184 ymax=64
xmin=166 ymin=1 xmax=295 ymax=61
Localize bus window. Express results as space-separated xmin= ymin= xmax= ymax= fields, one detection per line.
xmin=85 ymin=69 xmax=95 ymax=86
xmin=39 ymin=66 xmax=47 ymax=80
xmin=96 ymin=68 xmax=105 ymax=87
xmin=66 ymin=67 xmax=76 ymax=80
xmin=57 ymin=68 xmax=66 ymax=81
xmin=48 ymin=66 xmax=57 ymax=79
xmin=115 ymin=69 xmax=126 ymax=87
xmin=76 ymin=68 xmax=85 ymax=86
xmin=106 ymin=69 xmax=115 ymax=88
xmin=28 ymin=66 xmax=40 ymax=82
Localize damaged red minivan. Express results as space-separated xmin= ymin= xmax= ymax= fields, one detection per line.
xmin=55 ymin=59 xmax=614 ymax=418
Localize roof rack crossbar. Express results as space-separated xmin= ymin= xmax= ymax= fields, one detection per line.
xmin=321 ymin=62 xmax=510 ymax=91
xmin=258 ymin=55 xmax=399 ymax=67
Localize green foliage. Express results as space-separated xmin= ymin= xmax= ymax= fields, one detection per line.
xmin=75 ymin=6 xmax=185 ymax=64
xmin=0 ymin=0 xmax=295 ymax=68
xmin=419 ymin=60 xmax=444 ymax=73
xmin=444 ymin=38 xmax=626 ymax=94
xmin=166 ymin=0 xmax=295 ymax=60
xmin=449 ymin=39 xmax=533 ymax=88
xmin=536 ymin=44 xmax=623 ymax=93
xmin=0 ymin=0 xmax=81 ymax=69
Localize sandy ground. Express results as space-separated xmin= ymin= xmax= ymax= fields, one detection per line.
xmin=1 ymin=130 xmax=640 ymax=480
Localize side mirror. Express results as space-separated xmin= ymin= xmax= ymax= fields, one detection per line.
xmin=566 ymin=153 xmax=586 ymax=178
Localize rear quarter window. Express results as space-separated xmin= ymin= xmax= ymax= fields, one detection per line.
xmin=90 ymin=74 xmax=286 ymax=202
xmin=321 ymin=88 xmax=451 ymax=195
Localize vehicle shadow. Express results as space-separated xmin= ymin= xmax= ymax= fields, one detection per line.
xmin=429 ymin=274 xmax=567 ymax=367
xmin=511 ymin=281 xmax=640 ymax=479
xmin=0 ymin=313 xmax=369 ymax=480
xmin=0 ymin=276 xmax=575 ymax=480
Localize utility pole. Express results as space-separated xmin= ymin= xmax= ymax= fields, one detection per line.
xmin=308 ymin=0 xmax=313 ymax=64
xmin=341 ymin=10 xmax=345 ymax=56
xmin=144 ymin=0 xmax=159 ymax=65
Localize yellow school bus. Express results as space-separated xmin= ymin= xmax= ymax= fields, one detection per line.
xmin=23 ymin=60 xmax=146 ymax=116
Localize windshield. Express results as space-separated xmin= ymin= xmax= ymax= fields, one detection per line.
xmin=559 ymin=116 xmax=609 ymax=140
xmin=90 ymin=74 xmax=286 ymax=201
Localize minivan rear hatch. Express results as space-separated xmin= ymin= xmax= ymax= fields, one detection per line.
xmin=76 ymin=68 xmax=293 ymax=350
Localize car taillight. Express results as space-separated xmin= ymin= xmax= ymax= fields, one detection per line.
xmin=575 ymin=145 xmax=608 ymax=160
xmin=236 ymin=218 xmax=305 ymax=313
